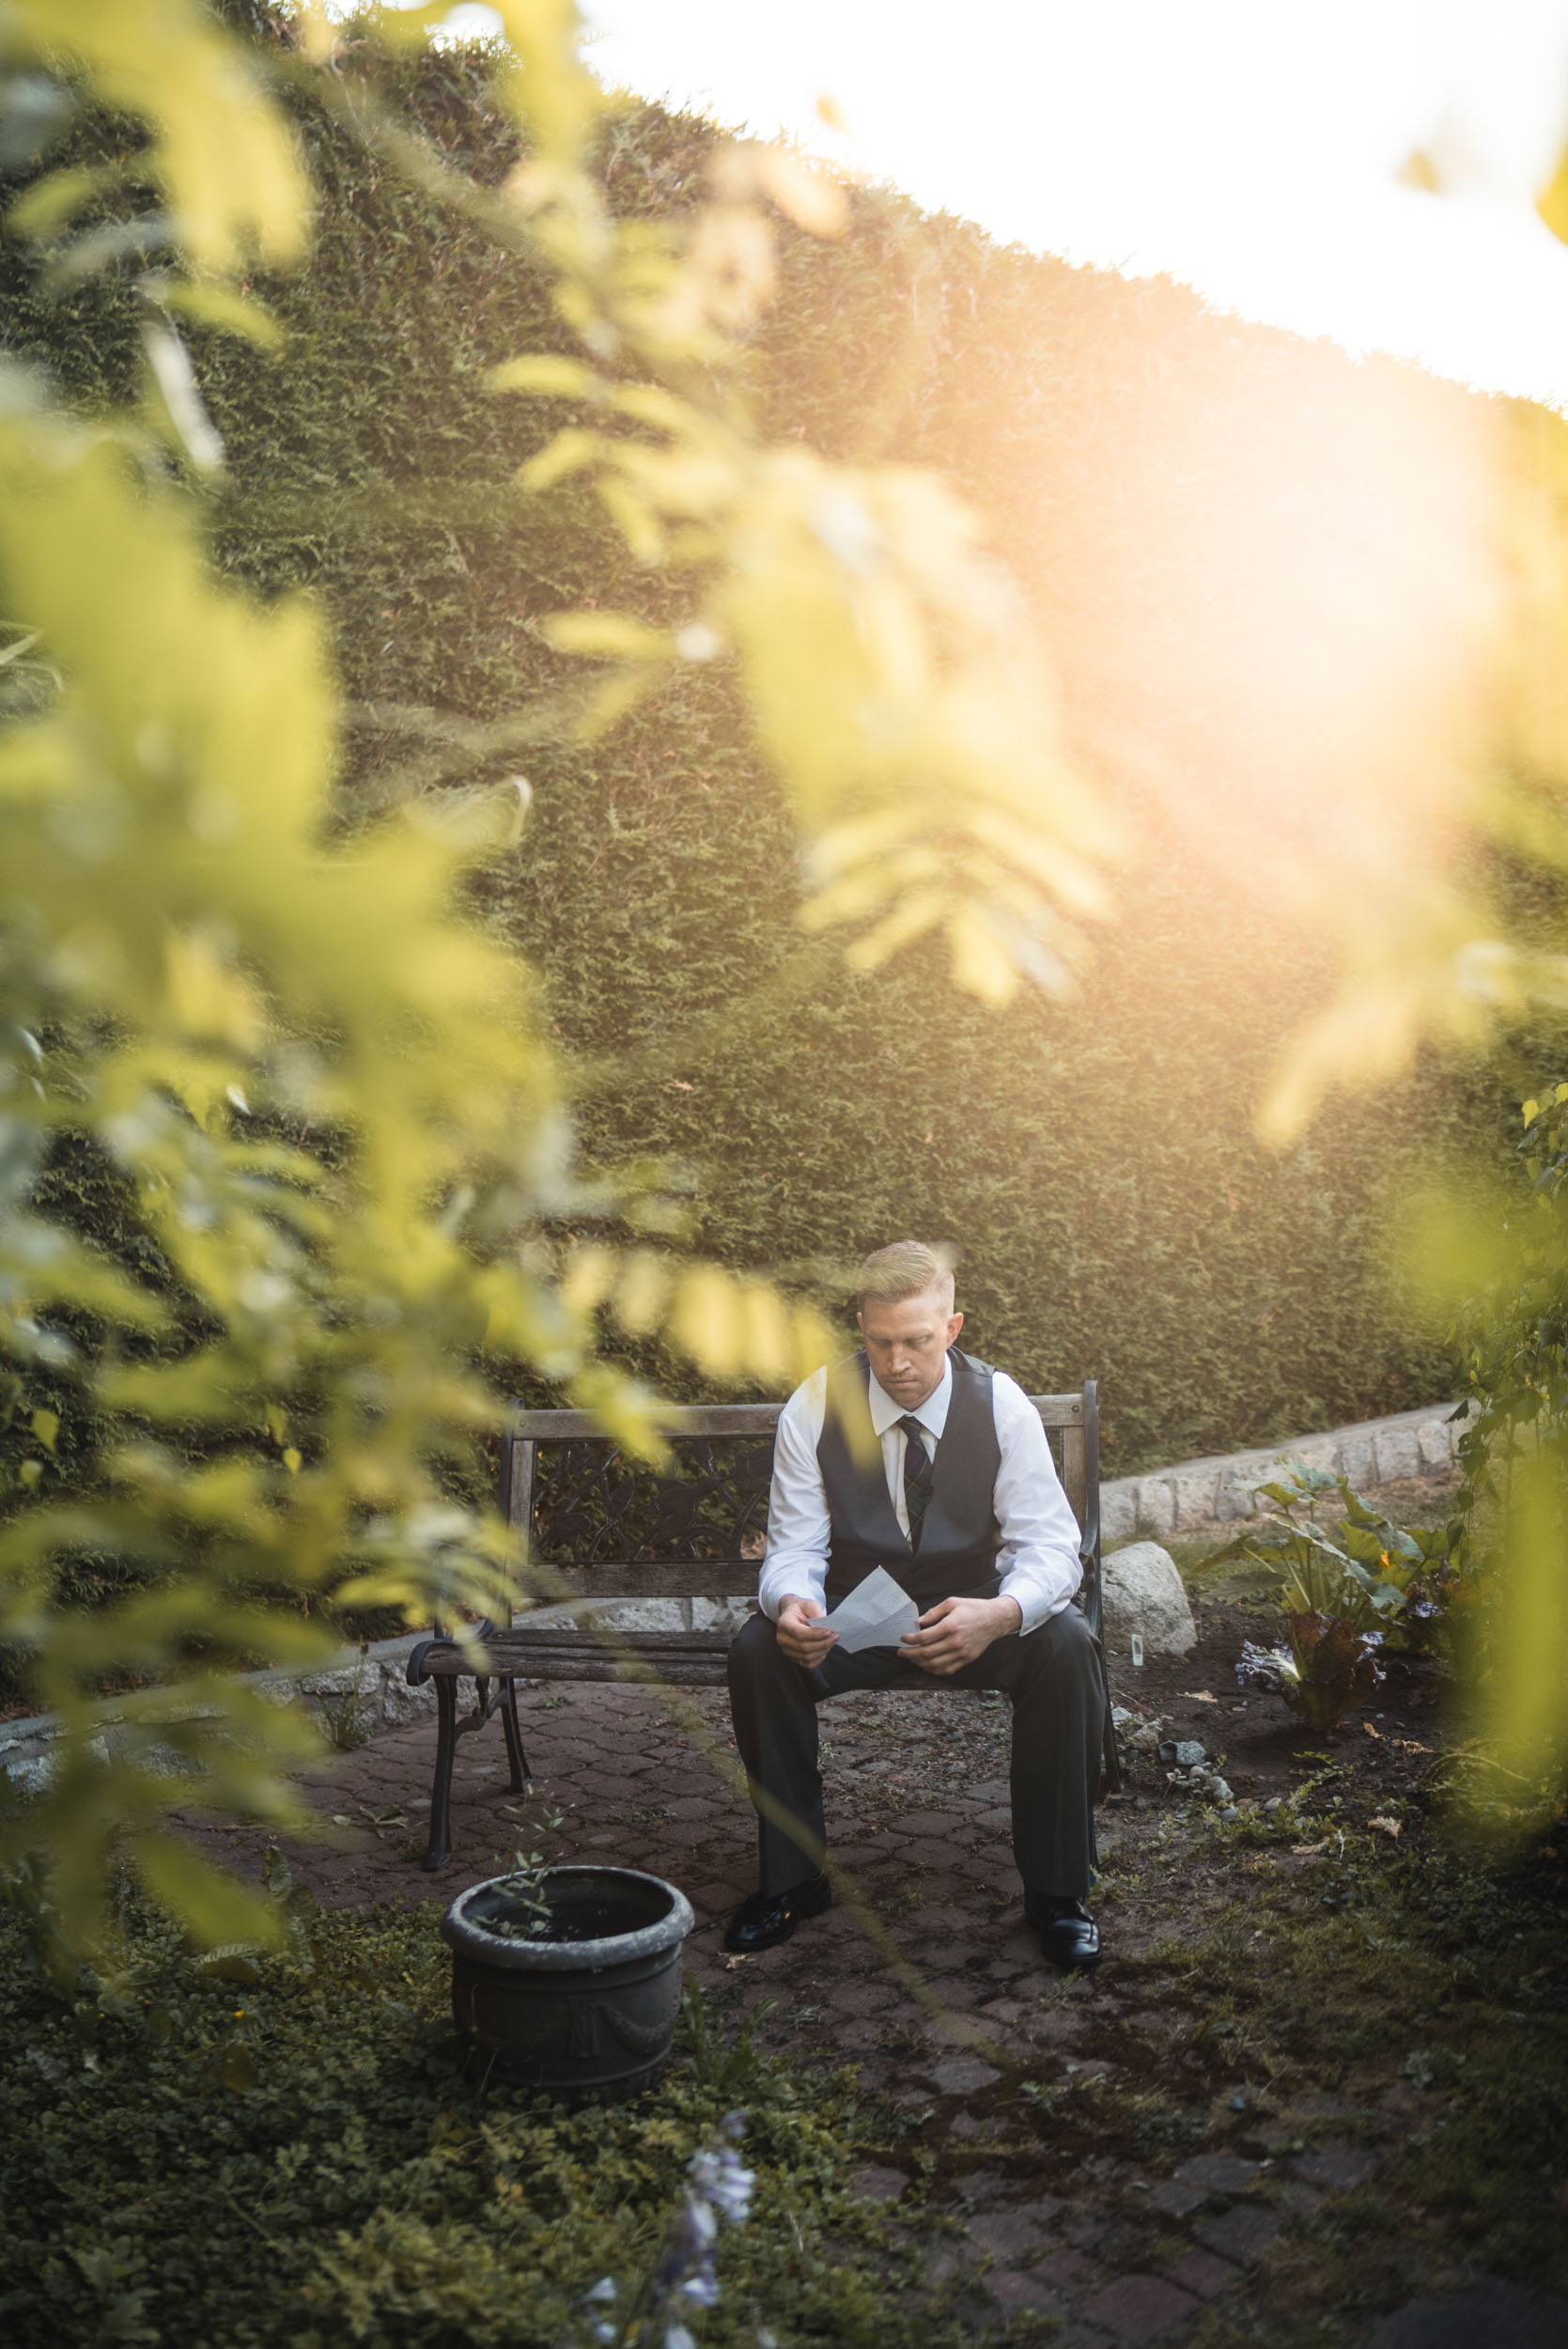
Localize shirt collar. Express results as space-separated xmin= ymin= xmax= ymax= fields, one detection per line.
xmin=867 ymin=1352 xmax=953 ymax=1442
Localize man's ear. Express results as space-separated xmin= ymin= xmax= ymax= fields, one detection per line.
xmin=946 ymin=1311 xmax=964 ymax=1346
xmin=855 ymin=1311 xmax=864 ymax=1334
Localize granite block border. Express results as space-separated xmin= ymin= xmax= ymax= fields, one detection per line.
xmin=0 ymin=1629 xmax=445 ymax=1793
xmin=0 ymin=1404 xmax=1465 ymax=1787
xmin=1099 ymin=1399 xmax=1465 ymax=1546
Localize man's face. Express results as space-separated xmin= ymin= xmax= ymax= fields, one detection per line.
xmin=857 ymin=1284 xmax=964 ymax=1411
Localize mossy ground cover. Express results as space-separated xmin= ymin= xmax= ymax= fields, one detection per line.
xmin=0 ymin=1879 xmax=985 ymax=2349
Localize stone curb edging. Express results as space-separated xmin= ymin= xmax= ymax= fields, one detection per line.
xmin=0 ymin=1632 xmax=440 ymax=1794
xmin=0 ymin=1399 xmax=1465 ymax=1788
xmin=1099 ymin=1399 xmax=1464 ymax=1547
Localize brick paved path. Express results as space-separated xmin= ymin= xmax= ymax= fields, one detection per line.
xmin=176 ymin=1674 xmax=1525 ymax=2345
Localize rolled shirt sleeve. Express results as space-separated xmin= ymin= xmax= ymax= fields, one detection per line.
xmin=755 ymin=1362 xmax=1083 ymax=1631
xmin=990 ymin=1371 xmax=1084 ymax=1633
xmin=756 ymin=1369 xmax=831 ymax=1621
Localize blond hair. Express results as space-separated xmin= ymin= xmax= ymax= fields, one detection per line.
xmin=856 ymin=1240 xmax=955 ymax=1315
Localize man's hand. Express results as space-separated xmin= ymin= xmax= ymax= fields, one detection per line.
xmin=899 ymin=1594 xmax=1021 ymax=1676
xmin=776 ymin=1595 xmax=838 ymax=1665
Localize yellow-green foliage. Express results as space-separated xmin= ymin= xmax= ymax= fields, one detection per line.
xmin=8 ymin=14 xmax=1523 ymax=1478
xmin=0 ymin=0 xmax=1131 ymax=1949
xmin=0 ymin=386 xmax=584 ymax=1945
xmin=0 ymin=1880 xmax=938 ymax=2348
xmin=6 ymin=0 xmax=1568 ymax=1947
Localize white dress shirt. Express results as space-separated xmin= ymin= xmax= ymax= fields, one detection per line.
xmin=757 ymin=1354 xmax=1083 ymax=1635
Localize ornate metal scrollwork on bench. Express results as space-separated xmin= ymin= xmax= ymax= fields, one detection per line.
xmin=528 ymin=1436 xmax=775 ymax=1573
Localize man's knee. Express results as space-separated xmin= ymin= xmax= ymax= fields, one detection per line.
xmin=1018 ymin=1604 xmax=1102 ymax=1695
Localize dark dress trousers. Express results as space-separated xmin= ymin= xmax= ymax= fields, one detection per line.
xmin=726 ymin=1347 xmax=1105 ymax=1898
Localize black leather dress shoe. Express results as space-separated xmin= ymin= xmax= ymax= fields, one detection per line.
xmin=1024 ymin=1892 xmax=1101 ymax=1972
xmin=722 ymin=1874 xmax=831 ymax=1953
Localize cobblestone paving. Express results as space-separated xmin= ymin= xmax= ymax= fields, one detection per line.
xmin=174 ymin=1669 xmax=1565 ymax=2345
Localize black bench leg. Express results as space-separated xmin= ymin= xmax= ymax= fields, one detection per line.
xmin=1094 ymin=1636 xmax=1123 ymax=1797
xmin=500 ymin=1675 xmax=529 ymax=1792
xmin=422 ymin=1676 xmax=458 ymax=1872
xmin=1101 ymin=1686 xmax=1124 ymax=1795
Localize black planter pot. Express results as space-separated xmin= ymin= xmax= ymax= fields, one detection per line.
xmin=442 ymin=1865 xmax=695 ymax=2101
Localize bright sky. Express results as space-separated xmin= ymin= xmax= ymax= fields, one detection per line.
xmin=559 ymin=0 xmax=1568 ymax=412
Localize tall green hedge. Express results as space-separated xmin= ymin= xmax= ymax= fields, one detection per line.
xmin=0 ymin=24 xmax=1525 ymax=1472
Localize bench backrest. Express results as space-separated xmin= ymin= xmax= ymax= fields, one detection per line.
xmin=501 ymin=1381 xmax=1103 ymax=1635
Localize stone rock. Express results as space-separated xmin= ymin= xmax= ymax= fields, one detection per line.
xmin=251 ymin=1674 xmax=304 ymax=1707
xmin=1103 ymin=1543 xmax=1197 ymax=1657
xmin=1133 ymin=1478 xmax=1177 ymax=1539
xmin=1337 ymin=1436 xmax=1375 ymax=1488
xmin=4 ymin=1734 xmax=110 ymax=1795
xmin=1084 ymin=2272 xmax=1201 ymax=2340
xmin=297 ymin=1664 xmax=369 ymax=1698
xmin=134 ymin=1740 xmax=198 ymax=1780
xmin=1100 ymin=1483 xmax=1137 ymax=1544
xmin=1175 ymin=1766 xmax=1234 ymax=1804
xmin=1417 ymin=1417 xmax=1454 ymax=1470
xmin=380 ymin=1672 xmax=438 ymax=1726
xmin=1293 ymin=2139 xmax=1378 ymax=2191
xmin=1171 ymin=1469 xmax=1220 ymax=1528
xmin=577 ymin=1599 xmax=686 ymax=1633
xmin=1373 ymin=1425 xmax=1422 ymax=1483
xmin=924 ymin=2054 xmax=1001 ymax=2094
xmin=690 ymin=1595 xmax=753 ymax=1632
xmin=1281 ymin=1441 xmax=1339 ymax=1480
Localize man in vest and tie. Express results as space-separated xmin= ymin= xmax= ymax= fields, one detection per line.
xmin=724 ymin=1240 xmax=1106 ymax=1971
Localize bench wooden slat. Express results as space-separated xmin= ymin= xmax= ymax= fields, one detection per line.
xmin=520 ymin=1562 xmax=761 ymax=1603
xmin=508 ymin=1404 xmax=786 ymax=1439
xmin=413 ymin=1627 xmax=731 ymax=1688
xmin=505 ymin=1392 xmax=1093 ymax=1545
xmin=412 ymin=1626 xmax=994 ymax=1692
xmin=507 ymin=1393 xmax=1082 ymax=1442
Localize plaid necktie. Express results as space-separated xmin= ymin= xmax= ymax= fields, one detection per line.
xmin=899 ymin=1414 xmax=934 ymax=1549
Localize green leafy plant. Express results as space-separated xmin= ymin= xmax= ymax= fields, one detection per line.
xmin=676 ymin=1974 xmax=778 ymax=2101
xmin=316 ymin=1642 xmax=375 ymax=1753
xmin=479 ymin=1792 xmax=567 ymax=1940
xmin=1203 ymin=1462 xmax=1460 ymax=1650
xmin=1235 ymin=1614 xmax=1386 ymax=1733
xmin=1436 ymin=1085 xmax=1568 ymax=1797
xmin=1207 ymin=1462 xmax=1458 ymax=1729
xmin=3 ymin=0 xmax=1109 ymax=1952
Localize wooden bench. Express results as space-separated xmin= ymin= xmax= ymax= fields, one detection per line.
xmin=407 ymin=1382 xmax=1119 ymax=1870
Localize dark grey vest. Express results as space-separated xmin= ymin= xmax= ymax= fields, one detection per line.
xmin=816 ymin=1347 xmax=1003 ymax=1610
